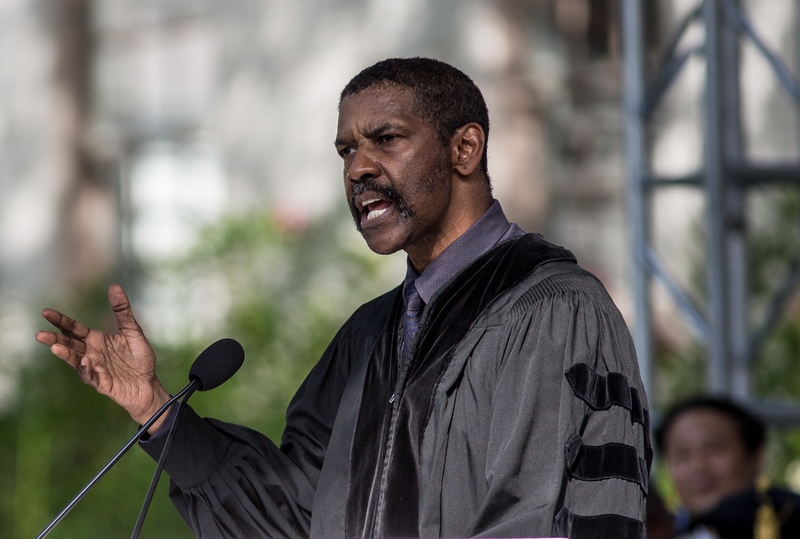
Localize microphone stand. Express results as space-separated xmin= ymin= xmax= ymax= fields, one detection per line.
xmin=129 ymin=382 xmax=198 ymax=538
xmin=35 ymin=380 xmax=199 ymax=539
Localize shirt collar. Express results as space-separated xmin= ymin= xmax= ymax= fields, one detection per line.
xmin=403 ymin=199 xmax=525 ymax=305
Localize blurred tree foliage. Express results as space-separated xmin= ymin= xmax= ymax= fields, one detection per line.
xmin=749 ymin=189 xmax=800 ymax=489
xmin=653 ymin=187 xmax=800 ymax=508
xmin=0 ymin=208 xmax=391 ymax=538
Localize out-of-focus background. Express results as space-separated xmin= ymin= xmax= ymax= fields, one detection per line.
xmin=2 ymin=0 xmax=800 ymax=536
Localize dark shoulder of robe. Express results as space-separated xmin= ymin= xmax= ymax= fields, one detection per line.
xmin=685 ymin=486 xmax=800 ymax=539
xmin=142 ymin=233 xmax=652 ymax=539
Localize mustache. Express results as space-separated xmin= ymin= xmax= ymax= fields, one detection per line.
xmin=350 ymin=180 xmax=403 ymax=206
xmin=348 ymin=180 xmax=413 ymax=231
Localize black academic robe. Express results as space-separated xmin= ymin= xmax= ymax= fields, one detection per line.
xmin=678 ymin=486 xmax=800 ymax=539
xmin=143 ymin=233 xmax=652 ymax=538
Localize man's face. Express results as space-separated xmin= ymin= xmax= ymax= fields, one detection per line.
xmin=336 ymin=84 xmax=455 ymax=262
xmin=663 ymin=408 xmax=762 ymax=516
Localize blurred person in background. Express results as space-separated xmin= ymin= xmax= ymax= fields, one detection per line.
xmin=35 ymin=58 xmax=650 ymax=539
xmin=656 ymin=396 xmax=800 ymax=539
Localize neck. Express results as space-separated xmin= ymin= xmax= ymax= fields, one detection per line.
xmin=406 ymin=195 xmax=492 ymax=272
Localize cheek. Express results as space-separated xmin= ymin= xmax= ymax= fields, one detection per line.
xmin=669 ymin=462 xmax=694 ymax=488
xmin=711 ymin=452 xmax=751 ymax=480
xmin=701 ymin=456 xmax=750 ymax=496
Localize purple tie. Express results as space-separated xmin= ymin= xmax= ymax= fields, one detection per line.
xmin=401 ymin=282 xmax=424 ymax=366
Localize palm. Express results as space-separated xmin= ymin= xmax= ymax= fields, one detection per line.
xmin=82 ymin=326 xmax=155 ymax=409
xmin=35 ymin=284 xmax=167 ymax=422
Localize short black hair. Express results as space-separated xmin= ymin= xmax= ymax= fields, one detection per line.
xmin=655 ymin=396 xmax=766 ymax=455
xmin=340 ymin=57 xmax=491 ymax=180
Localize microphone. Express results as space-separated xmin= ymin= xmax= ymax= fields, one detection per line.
xmin=190 ymin=337 xmax=245 ymax=391
xmin=36 ymin=338 xmax=245 ymax=539
xmin=130 ymin=338 xmax=245 ymax=538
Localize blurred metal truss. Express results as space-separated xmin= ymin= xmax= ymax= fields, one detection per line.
xmin=622 ymin=0 xmax=800 ymax=423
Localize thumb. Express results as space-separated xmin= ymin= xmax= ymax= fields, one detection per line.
xmin=108 ymin=284 xmax=142 ymax=333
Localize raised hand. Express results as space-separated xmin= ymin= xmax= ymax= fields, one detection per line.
xmin=35 ymin=284 xmax=170 ymax=427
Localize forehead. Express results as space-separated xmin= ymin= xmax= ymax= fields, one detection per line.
xmin=664 ymin=408 xmax=744 ymax=450
xmin=337 ymin=84 xmax=423 ymax=133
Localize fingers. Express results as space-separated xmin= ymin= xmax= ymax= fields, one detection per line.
xmin=35 ymin=330 xmax=88 ymax=356
xmin=36 ymin=306 xmax=90 ymax=375
xmin=108 ymin=284 xmax=142 ymax=333
xmin=38 ymin=308 xmax=102 ymax=377
xmin=77 ymin=356 xmax=102 ymax=388
xmin=37 ymin=310 xmax=90 ymax=370
xmin=41 ymin=338 xmax=101 ymax=389
xmin=34 ymin=330 xmax=56 ymax=346
xmin=40 ymin=308 xmax=91 ymax=339
xmin=36 ymin=331 xmax=86 ymax=354
xmin=48 ymin=341 xmax=86 ymax=370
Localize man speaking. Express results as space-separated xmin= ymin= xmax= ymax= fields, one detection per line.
xmin=36 ymin=58 xmax=650 ymax=539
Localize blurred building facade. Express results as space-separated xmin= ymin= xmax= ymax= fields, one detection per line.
xmin=0 ymin=0 xmax=632 ymax=403
xmin=2 ymin=0 xmax=798 ymax=405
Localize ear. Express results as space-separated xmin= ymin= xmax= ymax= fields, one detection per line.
xmin=450 ymin=123 xmax=485 ymax=177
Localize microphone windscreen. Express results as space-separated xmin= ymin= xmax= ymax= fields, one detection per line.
xmin=188 ymin=338 xmax=245 ymax=391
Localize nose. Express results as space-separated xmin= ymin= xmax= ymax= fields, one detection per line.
xmin=346 ymin=147 xmax=381 ymax=183
xmin=685 ymin=452 xmax=710 ymax=477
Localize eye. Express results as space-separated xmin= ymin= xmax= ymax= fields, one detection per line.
xmin=338 ymin=146 xmax=355 ymax=158
xmin=379 ymin=134 xmax=399 ymax=144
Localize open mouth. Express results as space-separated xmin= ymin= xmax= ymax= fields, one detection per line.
xmin=348 ymin=180 xmax=410 ymax=232
xmin=361 ymin=197 xmax=393 ymax=222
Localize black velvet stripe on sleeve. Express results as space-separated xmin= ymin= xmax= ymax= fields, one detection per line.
xmin=554 ymin=507 xmax=645 ymax=539
xmin=564 ymin=434 xmax=648 ymax=495
xmin=564 ymin=362 xmax=653 ymax=466
xmin=564 ymin=363 xmax=645 ymax=424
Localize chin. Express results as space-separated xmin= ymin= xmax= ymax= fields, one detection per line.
xmin=688 ymin=496 xmax=721 ymax=516
xmin=361 ymin=233 xmax=404 ymax=256
xmin=364 ymin=242 xmax=403 ymax=256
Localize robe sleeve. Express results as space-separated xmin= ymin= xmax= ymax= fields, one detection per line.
xmin=140 ymin=314 xmax=359 ymax=539
xmin=471 ymin=270 xmax=651 ymax=539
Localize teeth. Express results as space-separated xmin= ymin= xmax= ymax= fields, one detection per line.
xmin=367 ymin=208 xmax=388 ymax=220
xmin=361 ymin=198 xmax=380 ymax=208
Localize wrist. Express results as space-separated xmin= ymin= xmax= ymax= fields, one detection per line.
xmin=131 ymin=383 xmax=170 ymax=429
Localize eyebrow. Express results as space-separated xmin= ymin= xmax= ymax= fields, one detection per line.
xmin=363 ymin=123 xmax=397 ymax=138
xmin=334 ymin=122 xmax=401 ymax=147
